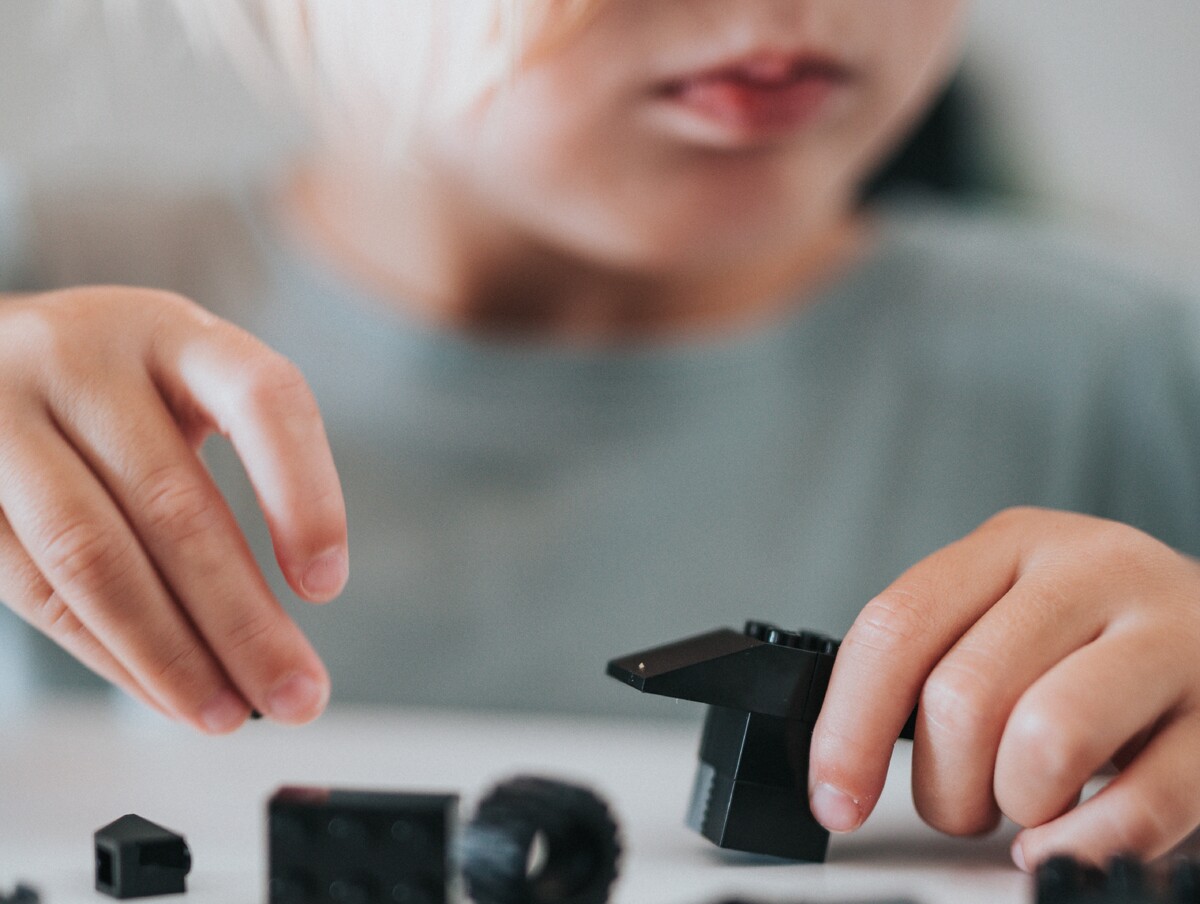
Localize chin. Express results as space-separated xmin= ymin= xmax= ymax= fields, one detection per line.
xmin=544 ymin=199 xmax=831 ymax=273
xmin=605 ymin=229 xmax=784 ymax=272
xmin=548 ymin=164 xmax=853 ymax=272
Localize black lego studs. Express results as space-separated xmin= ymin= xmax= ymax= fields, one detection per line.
xmin=94 ymin=814 xmax=192 ymax=899
xmin=268 ymin=776 xmax=621 ymax=904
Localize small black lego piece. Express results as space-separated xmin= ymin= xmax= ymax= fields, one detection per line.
xmin=1035 ymin=853 xmax=1200 ymax=904
xmin=94 ymin=814 xmax=192 ymax=899
xmin=0 ymin=884 xmax=41 ymax=904
xmin=607 ymin=620 xmax=916 ymax=863
xmin=710 ymin=899 xmax=918 ymax=904
xmin=461 ymin=776 xmax=621 ymax=904
xmin=268 ymin=776 xmax=621 ymax=904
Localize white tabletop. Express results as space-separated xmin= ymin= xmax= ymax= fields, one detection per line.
xmin=0 ymin=699 xmax=1030 ymax=904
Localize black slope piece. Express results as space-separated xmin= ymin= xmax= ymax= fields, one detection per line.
xmin=607 ymin=620 xmax=916 ymax=863
xmin=94 ymin=814 xmax=192 ymax=899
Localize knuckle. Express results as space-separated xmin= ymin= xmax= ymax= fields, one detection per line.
xmin=847 ymin=589 xmax=932 ymax=656
xmin=982 ymin=506 xmax=1039 ymax=531
xmin=224 ymin=611 xmax=281 ymax=654
xmin=20 ymin=315 xmax=94 ymax=388
xmin=1112 ymin=787 xmax=1177 ymax=856
xmin=237 ymin=354 xmax=316 ymax=418
xmin=145 ymin=287 xmax=214 ymax=324
xmin=920 ymin=663 xmax=994 ymax=744
xmin=29 ymin=588 xmax=87 ymax=640
xmin=150 ymin=639 xmax=209 ymax=691
xmin=310 ymin=482 xmax=346 ymax=519
xmin=1083 ymin=521 xmax=1160 ymax=575
xmin=133 ymin=464 xmax=220 ymax=543
xmin=38 ymin=518 xmax=135 ymax=597
xmin=1 ymin=288 xmax=133 ymax=364
xmin=1004 ymin=704 xmax=1089 ymax=801
xmin=810 ymin=722 xmax=868 ymax=774
xmin=0 ymin=306 xmax=59 ymax=368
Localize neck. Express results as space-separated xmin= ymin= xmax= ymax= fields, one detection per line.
xmin=281 ymin=157 xmax=871 ymax=343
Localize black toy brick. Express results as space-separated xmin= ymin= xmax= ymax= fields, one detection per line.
xmin=607 ymin=620 xmax=916 ymax=863
xmin=462 ymin=776 xmax=621 ymax=904
xmin=1036 ymin=854 xmax=1200 ymax=904
xmin=94 ymin=814 xmax=192 ymax=899
xmin=0 ymin=885 xmax=40 ymax=904
xmin=268 ymin=786 xmax=457 ymax=904
xmin=711 ymin=899 xmax=918 ymax=904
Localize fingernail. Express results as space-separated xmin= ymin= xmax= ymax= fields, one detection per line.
xmin=200 ymin=688 xmax=248 ymax=734
xmin=810 ymin=783 xmax=862 ymax=833
xmin=303 ymin=549 xmax=348 ymax=599
xmin=1011 ymin=840 xmax=1028 ymax=872
xmin=266 ymin=672 xmax=327 ymax=723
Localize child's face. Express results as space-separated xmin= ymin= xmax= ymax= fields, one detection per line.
xmin=417 ymin=0 xmax=966 ymax=270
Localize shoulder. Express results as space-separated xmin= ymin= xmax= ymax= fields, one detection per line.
xmin=867 ymin=199 xmax=1200 ymax=377
xmin=878 ymin=199 xmax=1198 ymax=320
xmin=864 ymin=200 xmax=1200 ymax=548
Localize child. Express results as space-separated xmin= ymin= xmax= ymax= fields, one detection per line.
xmin=1 ymin=0 xmax=1199 ymax=872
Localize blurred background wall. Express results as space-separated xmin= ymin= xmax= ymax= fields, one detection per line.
xmin=0 ymin=2 xmax=299 ymax=187
xmin=0 ymin=0 xmax=1197 ymax=264
xmin=966 ymin=0 xmax=1200 ymax=276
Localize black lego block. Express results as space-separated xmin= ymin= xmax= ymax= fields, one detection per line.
xmin=94 ymin=814 xmax=192 ymax=899
xmin=1036 ymin=854 xmax=1200 ymax=904
xmin=268 ymin=786 xmax=458 ymax=904
xmin=712 ymin=899 xmax=918 ymax=904
xmin=686 ymin=708 xmax=828 ymax=862
xmin=0 ymin=884 xmax=40 ymax=904
xmin=608 ymin=620 xmax=916 ymax=863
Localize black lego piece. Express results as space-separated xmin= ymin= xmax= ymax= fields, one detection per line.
xmin=94 ymin=814 xmax=192 ymax=899
xmin=0 ymin=885 xmax=40 ymax=904
xmin=1036 ymin=853 xmax=1200 ymax=904
xmin=711 ymin=899 xmax=918 ymax=904
xmin=607 ymin=620 xmax=916 ymax=863
xmin=269 ymin=787 xmax=456 ymax=904
xmin=461 ymin=776 xmax=621 ymax=904
xmin=268 ymin=776 xmax=622 ymax=904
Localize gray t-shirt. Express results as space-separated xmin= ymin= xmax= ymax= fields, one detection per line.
xmin=2 ymin=172 xmax=1199 ymax=717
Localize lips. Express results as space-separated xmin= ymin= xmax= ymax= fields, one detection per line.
xmin=653 ymin=51 xmax=853 ymax=144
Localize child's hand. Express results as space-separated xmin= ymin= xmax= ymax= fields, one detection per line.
xmin=808 ymin=507 xmax=1200 ymax=870
xmin=0 ymin=287 xmax=347 ymax=732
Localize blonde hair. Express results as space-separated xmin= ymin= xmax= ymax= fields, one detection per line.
xmin=173 ymin=0 xmax=606 ymax=162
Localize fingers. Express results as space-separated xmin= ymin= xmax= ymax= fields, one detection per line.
xmin=150 ymin=310 xmax=349 ymax=602
xmin=809 ymin=513 xmax=1022 ymax=832
xmin=0 ymin=289 xmax=341 ymax=731
xmin=808 ymin=503 xmax=1200 ymax=859
xmin=0 ymin=510 xmax=168 ymax=717
xmin=995 ymin=628 xmax=1185 ymax=830
xmin=46 ymin=372 xmax=330 ymax=726
xmin=910 ymin=569 xmax=1106 ymax=836
xmin=1013 ymin=710 xmax=1200 ymax=870
xmin=0 ymin=418 xmax=251 ymax=733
